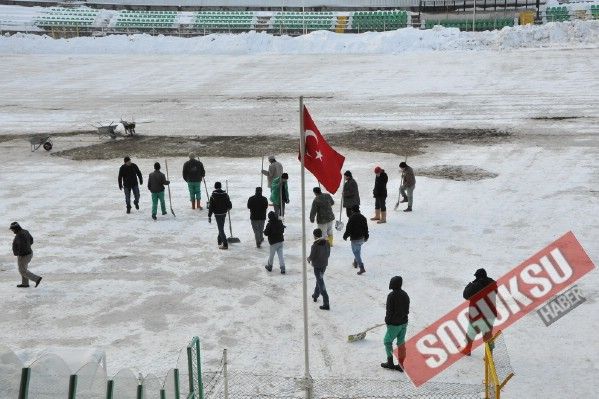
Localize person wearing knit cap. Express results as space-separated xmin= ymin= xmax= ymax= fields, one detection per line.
xmin=271 ymin=172 xmax=289 ymax=219
xmin=399 ymin=161 xmax=416 ymax=212
xmin=372 ymin=166 xmax=388 ymax=224
xmin=9 ymin=222 xmax=42 ymax=288
xmin=342 ymin=170 xmax=360 ymax=218
xmin=461 ymin=268 xmax=498 ymax=356
xmin=117 ymin=156 xmax=143 ymax=214
xmin=309 ymin=187 xmax=336 ymax=247
xmin=147 ymin=162 xmax=170 ymax=220
xmin=247 ymin=187 xmax=269 ymax=248
xmin=262 ymin=155 xmax=283 ymax=192
xmin=182 ymin=152 xmax=205 ymax=210
xmin=208 ymin=181 xmax=233 ymax=250
xmin=342 ymin=205 xmax=369 ymax=275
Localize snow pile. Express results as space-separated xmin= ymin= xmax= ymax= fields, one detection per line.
xmin=0 ymin=20 xmax=598 ymax=54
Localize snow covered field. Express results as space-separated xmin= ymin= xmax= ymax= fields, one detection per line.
xmin=0 ymin=26 xmax=598 ymax=398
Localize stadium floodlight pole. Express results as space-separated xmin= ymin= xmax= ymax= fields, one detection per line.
xmin=299 ymin=96 xmax=311 ymax=398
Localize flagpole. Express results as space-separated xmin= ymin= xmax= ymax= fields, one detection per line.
xmin=299 ymin=96 xmax=311 ymax=398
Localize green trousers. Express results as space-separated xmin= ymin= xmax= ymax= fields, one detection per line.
xmin=187 ymin=182 xmax=201 ymax=202
xmin=384 ymin=323 xmax=407 ymax=357
xmin=151 ymin=192 xmax=166 ymax=216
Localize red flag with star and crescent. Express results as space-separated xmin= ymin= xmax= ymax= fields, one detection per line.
xmin=300 ymin=106 xmax=345 ymax=194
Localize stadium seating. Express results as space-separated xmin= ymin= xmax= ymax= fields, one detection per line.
xmin=193 ymin=11 xmax=254 ymax=31
xmin=271 ymin=12 xmax=335 ymax=31
xmin=546 ymin=6 xmax=570 ymax=22
xmin=115 ymin=10 xmax=177 ymax=29
xmin=351 ymin=10 xmax=409 ymax=31
xmin=424 ymin=18 xmax=514 ymax=31
xmin=35 ymin=7 xmax=99 ymax=28
xmin=591 ymin=5 xmax=599 ymax=20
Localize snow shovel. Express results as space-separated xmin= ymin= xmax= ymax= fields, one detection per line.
xmin=347 ymin=323 xmax=385 ymax=343
xmin=225 ymin=180 xmax=240 ymax=244
xmin=261 ymin=155 xmax=264 ymax=189
xmin=203 ymin=178 xmax=211 ymax=217
xmin=164 ymin=159 xmax=176 ymax=217
xmin=335 ymin=197 xmax=344 ymax=231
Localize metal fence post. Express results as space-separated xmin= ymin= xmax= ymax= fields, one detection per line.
xmin=160 ymin=389 xmax=166 ymax=399
xmin=18 ymin=367 xmax=30 ymax=399
xmin=106 ymin=380 xmax=114 ymax=399
xmin=223 ymin=349 xmax=229 ymax=399
xmin=174 ymin=368 xmax=180 ymax=399
xmin=195 ymin=338 xmax=204 ymax=399
xmin=186 ymin=346 xmax=194 ymax=395
xmin=137 ymin=383 xmax=143 ymax=399
xmin=68 ymin=375 xmax=78 ymax=399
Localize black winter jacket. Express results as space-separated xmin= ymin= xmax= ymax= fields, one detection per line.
xmin=208 ymin=189 xmax=232 ymax=216
xmin=386 ymin=276 xmax=410 ymax=325
xmin=308 ymin=238 xmax=330 ymax=271
xmin=463 ymin=276 xmax=498 ymax=316
xmin=247 ymin=194 xmax=268 ymax=220
xmin=373 ymin=171 xmax=388 ymax=198
xmin=182 ymin=159 xmax=205 ymax=182
xmin=402 ymin=166 xmax=416 ymax=188
xmin=118 ymin=163 xmax=143 ymax=189
xmin=343 ymin=212 xmax=369 ymax=241
xmin=342 ymin=178 xmax=360 ymax=208
xmin=12 ymin=229 xmax=33 ymax=256
xmin=147 ymin=170 xmax=169 ymax=193
xmin=264 ymin=213 xmax=285 ymax=245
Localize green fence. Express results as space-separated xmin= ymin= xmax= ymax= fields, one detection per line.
xmin=6 ymin=337 xmax=204 ymax=399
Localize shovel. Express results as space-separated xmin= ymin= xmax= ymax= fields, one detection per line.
xmin=335 ymin=197 xmax=344 ymax=231
xmin=225 ymin=180 xmax=241 ymax=244
xmin=164 ymin=159 xmax=176 ymax=217
xmin=347 ymin=323 xmax=385 ymax=343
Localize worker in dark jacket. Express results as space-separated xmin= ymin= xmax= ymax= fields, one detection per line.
xmin=118 ymin=156 xmax=143 ymax=214
xmin=399 ymin=161 xmax=416 ymax=212
xmin=462 ymin=268 xmax=498 ymax=355
xmin=208 ymin=182 xmax=232 ymax=250
xmin=342 ymin=170 xmax=360 ymax=218
xmin=309 ymin=187 xmax=335 ymax=247
xmin=342 ymin=205 xmax=369 ymax=275
xmin=371 ymin=166 xmax=388 ymax=224
xmin=308 ymin=228 xmax=331 ymax=310
xmin=264 ymin=211 xmax=286 ymax=274
xmin=182 ymin=153 xmax=205 ymax=210
xmin=147 ymin=162 xmax=170 ymax=220
xmin=247 ymin=187 xmax=268 ymax=248
xmin=10 ymin=222 xmax=42 ymax=288
xmin=382 ymin=276 xmax=410 ymax=371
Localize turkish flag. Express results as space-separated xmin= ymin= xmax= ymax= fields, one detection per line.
xmin=300 ymin=106 xmax=345 ymax=194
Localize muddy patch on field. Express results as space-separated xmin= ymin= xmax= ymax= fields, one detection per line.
xmin=417 ymin=165 xmax=498 ymax=181
xmin=50 ymin=128 xmax=510 ymax=160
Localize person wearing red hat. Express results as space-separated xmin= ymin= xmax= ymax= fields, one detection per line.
xmin=372 ymin=166 xmax=388 ymax=224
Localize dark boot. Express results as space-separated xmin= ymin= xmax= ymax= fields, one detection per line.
xmin=17 ymin=284 xmax=30 ymax=288
xmin=381 ymin=356 xmax=395 ymax=369
xmin=357 ymin=265 xmax=366 ymax=275
xmin=312 ymin=294 xmax=318 ymax=302
xmin=352 ymin=260 xmax=358 ymax=268
xmin=126 ymin=207 xmax=131 ymax=214
xmin=35 ymin=277 xmax=42 ymax=287
xmin=191 ymin=201 xmax=196 ymax=210
xmin=319 ymin=305 xmax=330 ymax=310
xmin=265 ymin=264 xmax=273 ymax=272
xmin=403 ymin=207 xmax=412 ymax=212
xmin=152 ymin=214 xmax=157 ymax=220
xmin=134 ymin=201 xmax=139 ymax=210
xmin=400 ymin=197 xmax=408 ymax=203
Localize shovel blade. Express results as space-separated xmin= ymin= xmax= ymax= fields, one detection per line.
xmin=347 ymin=332 xmax=366 ymax=343
xmin=227 ymin=237 xmax=241 ymax=244
xmin=335 ymin=221 xmax=344 ymax=231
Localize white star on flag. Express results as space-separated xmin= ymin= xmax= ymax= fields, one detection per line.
xmin=315 ymin=150 xmax=324 ymax=161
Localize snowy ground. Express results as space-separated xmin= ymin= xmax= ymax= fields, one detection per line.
xmin=0 ymin=30 xmax=598 ymax=398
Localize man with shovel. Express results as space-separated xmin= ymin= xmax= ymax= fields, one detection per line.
xmin=208 ymin=182 xmax=232 ymax=250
